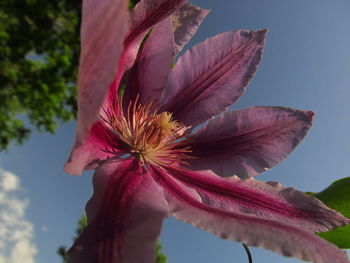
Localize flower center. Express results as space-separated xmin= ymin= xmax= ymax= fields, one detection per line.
xmin=104 ymin=97 xmax=191 ymax=166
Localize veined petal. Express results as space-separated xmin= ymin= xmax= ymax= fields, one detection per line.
xmin=156 ymin=166 xmax=349 ymax=233
xmin=105 ymin=0 xmax=186 ymax=115
xmin=68 ymin=159 xmax=169 ymax=263
xmin=128 ymin=0 xmax=186 ymax=46
xmin=151 ymin=166 xmax=350 ymax=263
xmin=185 ymin=106 xmax=314 ymax=178
xmin=123 ymin=17 xmax=174 ymax=106
xmin=172 ymin=3 xmax=209 ymax=55
xmin=76 ymin=0 xmax=128 ymax=146
xmin=160 ymin=30 xmax=266 ymax=127
xmin=65 ymin=121 xmax=125 ymax=176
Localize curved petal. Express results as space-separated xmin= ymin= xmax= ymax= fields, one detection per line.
xmin=76 ymin=0 xmax=128 ymax=146
xmin=151 ymin=166 xmax=350 ymax=263
xmin=68 ymin=159 xmax=169 ymax=263
xmin=185 ymin=106 xmax=314 ymax=178
xmin=105 ymin=0 xmax=186 ymax=116
xmin=155 ymin=166 xmax=349 ymax=233
xmin=123 ymin=17 xmax=174 ymax=106
xmin=172 ymin=3 xmax=209 ymax=54
xmin=65 ymin=121 xmax=125 ymax=176
xmin=160 ymin=30 xmax=266 ymax=127
xmin=128 ymin=0 xmax=186 ymax=46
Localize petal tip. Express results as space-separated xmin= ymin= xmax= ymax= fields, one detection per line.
xmin=308 ymin=110 xmax=315 ymax=119
xmin=301 ymin=109 xmax=315 ymax=124
xmin=64 ymin=161 xmax=83 ymax=176
xmin=257 ymin=29 xmax=268 ymax=45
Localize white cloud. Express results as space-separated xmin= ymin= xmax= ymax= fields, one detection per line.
xmin=10 ymin=239 xmax=37 ymax=263
xmin=0 ymin=169 xmax=20 ymax=192
xmin=0 ymin=168 xmax=38 ymax=263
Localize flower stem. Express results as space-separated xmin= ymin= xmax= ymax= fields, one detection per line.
xmin=242 ymin=243 xmax=253 ymax=263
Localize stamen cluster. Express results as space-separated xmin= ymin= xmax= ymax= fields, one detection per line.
xmin=103 ymin=96 xmax=191 ymax=166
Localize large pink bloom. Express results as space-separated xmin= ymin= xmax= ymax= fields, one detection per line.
xmin=65 ymin=1 xmax=350 ymax=263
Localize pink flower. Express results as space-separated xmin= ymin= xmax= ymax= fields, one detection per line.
xmin=65 ymin=1 xmax=350 ymax=263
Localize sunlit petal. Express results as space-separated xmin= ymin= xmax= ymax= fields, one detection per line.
xmin=65 ymin=121 xmax=125 ymax=175
xmin=76 ymin=0 xmax=128 ymax=146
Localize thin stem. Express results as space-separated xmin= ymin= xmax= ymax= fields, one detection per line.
xmin=242 ymin=243 xmax=253 ymax=263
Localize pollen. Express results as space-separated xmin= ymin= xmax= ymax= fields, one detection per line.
xmin=157 ymin=112 xmax=181 ymax=137
xmin=103 ymin=96 xmax=191 ymax=167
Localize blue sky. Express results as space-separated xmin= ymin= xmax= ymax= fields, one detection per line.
xmin=1 ymin=0 xmax=350 ymax=262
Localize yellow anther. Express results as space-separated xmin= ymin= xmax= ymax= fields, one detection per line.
xmin=105 ymin=96 xmax=191 ymax=167
xmin=157 ymin=112 xmax=181 ymax=136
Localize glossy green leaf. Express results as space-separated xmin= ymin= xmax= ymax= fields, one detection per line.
xmin=308 ymin=177 xmax=350 ymax=248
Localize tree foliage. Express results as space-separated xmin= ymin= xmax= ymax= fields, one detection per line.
xmin=0 ymin=0 xmax=144 ymax=152
xmin=0 ymin=0 xmax=81 ymax=151
xmin=0 ymin=0 xmax=145 ymax=151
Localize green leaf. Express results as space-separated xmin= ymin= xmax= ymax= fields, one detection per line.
xmin=0 ymin=0 xmax=80 ymax=151
xmin=317 ymin=225 xmax=350 ymax=249
xmin=156 ymin=241 xmax=167 ymax=263
xmin=308 ymin=177 xmax=350 ymax=248
xmin=128 ymin=0 xmax=140 ymax=9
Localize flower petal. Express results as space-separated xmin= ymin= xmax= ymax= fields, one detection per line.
xmin=65 ymin=121 xmax=125 ymax=176
xmin=122 ymin=0 xmax=187 ymax=78
xmin=76 ymin=0 xmax=128 ymax=146
xmin=172 ymin=3 xmax=209 ymax=54
xmin=160 ymin=30 xmax=266 ymax=127
xmin=157 ymin=166 xmax=349 ymax=233
xmin=105 ymin=0 xmax=186 ymax=116
xmin=128 ymin=0 xmax=186 ymax=46
xmin=185 ymin=106 xmax=314 ymax=178
xmin=151 ymin=166 xmax=350 ymax=263
xmin=67 ymin=159 xmax=169 ymax=263
xmin=123 ymin=17 xmax=174 ymax=106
